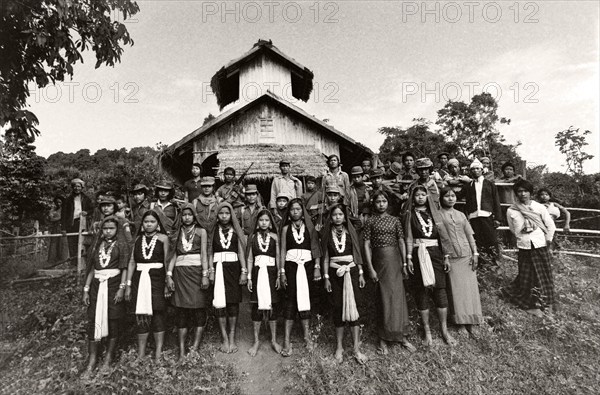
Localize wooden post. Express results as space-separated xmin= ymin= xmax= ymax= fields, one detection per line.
xmin=77 ymin=215 xmax=87 ymax=285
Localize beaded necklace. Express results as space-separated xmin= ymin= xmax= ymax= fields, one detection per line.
xmin=181 ymin=225 xmax=195 ymax=252
xmin=219 ymin=226 xmax=234 ymax=249
xmin=332 ymin=227 xmax=346 ymax=254
xmin=257 ymin=231 xmax=271 ymax=253
xmin=98 ymin=239 xmax=116 ymax=268
xmin=142 ymin=234 xmax=158 ymax=260
xmin=415 ymin=209 xmax=433 ymax=238
xmin=291 ymin=222 xmax=305 ymax=244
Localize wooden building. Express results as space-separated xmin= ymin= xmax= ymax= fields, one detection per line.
xmin=160 ymin=40 xmax=370 ymax=195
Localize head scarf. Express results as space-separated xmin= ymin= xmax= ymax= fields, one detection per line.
xmin=448 ymin=158 xmax=460 ymax=167
xmin=320 ymin=203 xmax=363 ymax=266
xmin=207 ymin=202 xmax=246 ymax=258
xmin=86 ymin=215 xmax=131 ymax=274
xmin=245 ymin=208 xmax=279 ymax=258
xmin=281 ymin=198 xmax=322 ymax=259
xmin=169 ymin=202 xmax=204 ymax=249
xmin=71 ymin=178 xmax=85 ymax=187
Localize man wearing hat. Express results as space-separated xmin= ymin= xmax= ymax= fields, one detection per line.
xmin=368 ymin=168 xmax=401 ymax=215
xmin=192 ymin=176 xmax=218 ymax=231
xmin=270 ymin=159 xmax=302 ymax=209
xmin=480 ymin=156 xmax=495 ymax=182
xmin=216 ymin=167 xmax=244 ymax=208
xmin=273 ymin=192 xmax=291 ymax=229
xmin=62 ymin=178 xmax=94 ymax=260
xmin=235 ymin=184 xmax=263 ymax=238
xmin=152 ymin=180 xmax=177 ymax=229
xmin=348 ymin=166 xmax=370 ymax=220
xmin=443 ymin=159 xmax=471 ymax=196
xmin=463 ymin=158 xmax=502 ymax=267
xmin=407 ymin=158 xmax=444 ymax=209
xmin=131 ymin=184 xmax=151 ymax=234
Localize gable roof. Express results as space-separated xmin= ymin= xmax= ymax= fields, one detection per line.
xmin=164 ymin=90 xmax=358 ymax=156
xmin=210 ymin=39 xmax=314 ymax=109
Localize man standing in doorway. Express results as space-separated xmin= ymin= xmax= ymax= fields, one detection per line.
xmin=270 ymin=159 xmax=302 ymax=209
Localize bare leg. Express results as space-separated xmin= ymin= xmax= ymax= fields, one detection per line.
xmin=228 ymin=316 xmax=238 ymax=353
xmin=335 ymin=327 xmax=344 ymax=362
xmin=137 ymin=333 xmax=149 ymax=360
xmin=282 ymin=320 xmax=293 ymax=357
xmin=438 ymin=308 xmax=457 ymax=346
xmin=191 ymin=326 xmax=205 ymax=352
xmin=351 ymin=326 xmax=367 ymax=364
xmin=301 ymin=318 xmax=313 ymax=350
xmin=154 ymin=331 xmax=165 ymax=361
xmin=269 ymin=320 xmax=282 ymax=353
xmin=178 ymin=328 xmax=188 ymax=360
xmin=419 ymin=309 xmax=432 ymax=347
xmin=248 ymin=321 xmax=261 ymax=357
xmin=218 ymin=317 xmax=229 ymax=353
xmin=102 ymin=338 xmax=117 ymax=370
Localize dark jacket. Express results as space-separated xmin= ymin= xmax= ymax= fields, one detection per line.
xmin=61 ymin=193 xmax=94 ymax=230
xmin=462 ymin=178 xmax=502 ymax=220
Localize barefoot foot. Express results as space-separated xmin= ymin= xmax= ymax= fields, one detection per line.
xmin=526 ymin=308 xmax=543 ymax=318
xmin=219 ymin=340 xmax=230 ymax=354
xmin=377 ymin=339 xmax=389 ymax=355
xmin=423 ymin=329 xmax=433 ymax=347
xmin=334 ymin=348 xmax=343 ymax=363
xmin=229 ymin=342 xmax=238 ymax=354
xmin=400 ymin=339 xmax=417 ymax=353
xmin=443 ymin=332 xmax=457 ymax=346
xmin=281 ymin=343 xmax=292 ymax=357
xmin=353 ymin=350 xmax=368 ymax=365
xmin=271 ymin=341 xmax=282 ymax=354
xmin=248 ymin=341 xmax=260 ymax=357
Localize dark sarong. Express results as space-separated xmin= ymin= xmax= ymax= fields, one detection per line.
xmin=503 ymin=246 xmax=555 ymax=309
xmin=372 ymin=246 xmax=409 ymax=341
xmin=173 ymin=265 xmax=208 ymax=309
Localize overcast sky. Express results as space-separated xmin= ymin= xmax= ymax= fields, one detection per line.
xmin=28 ymin=0 xmax=599 ymax=173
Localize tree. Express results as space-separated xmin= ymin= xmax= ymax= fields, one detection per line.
xmin=378 ymin=118 xmax=451 ymax=163
xmin=203 ymin=113 xmax=216 ymax=125
xmin=436 ymin=93 xmax=514 ymax=174
xmin=555 ymin=126 xmax=594 ymax=179
xmin=0 ymin=0 xmax=140 ymax=141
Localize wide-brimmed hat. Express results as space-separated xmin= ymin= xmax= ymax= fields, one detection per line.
xmin=155 ymin=180 xmax=174 ymax=190
xmin=415 ymin=158 xmax=434 ymax=169
xmin=437 ymin=152 xmax=450 ymax=159
xmin=390 ymin=162 xmax=402 ymax=175
xmin=350 ymin=166 xmax=363 ymax=176
xmin=244 ymin=184 xmax=258 ymax=194
xmin=131 ymin=183 xmax=149 ymax=193
xmin=369 ymin=168 xmax=384 ymax=178
xmin=199 ymin=176 xmax=215 ymax=186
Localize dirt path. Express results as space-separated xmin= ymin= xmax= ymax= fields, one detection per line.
xmin=214 ymin=300 xmax=300 ymax=395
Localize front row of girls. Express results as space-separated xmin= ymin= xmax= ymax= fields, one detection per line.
xmin=82 ymin=187 xmax=484 ymax=371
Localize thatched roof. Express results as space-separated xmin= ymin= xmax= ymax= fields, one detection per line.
xmin=217 ymin=144 xmax=327 ymax=180
xmin=211 ymin=39 xmax=314 ymax=110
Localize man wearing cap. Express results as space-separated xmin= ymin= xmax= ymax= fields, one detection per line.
xmin=407 ymin=158 xmax=444 ymax=209
xmin=481 ymin=157 xmax=495 ymax=182
xmin=131 ymin=184 xmax=151 ymax=235
xmin=323 ymin=154 xmax=350 ymax=199
xmin=152 ymin=180 xmax=177 ymax=227
xmin=216 ymin=167 xmax=243 ymax=208
xmin=463 ymin=158 xmax=502 ymax=266
xmin=192 ymin=176 xmax=218 ymax=231
xmin=235 ymin=184 xmax=263 ymax=238
xmin=182 ymin=163 xmax=203 ymax=202
xmin=301 ymin=176 xmax=322 ymax=222
xmin=270 ymin=160 xmax=302 ymax=210
xmin=369 ymin=168 xmax=400 ymax=215
xmin=348 ymin=166 xmax=370 ymax=220
xmin=62 ymin=178 xmax=94 ymax=260
xmin=272 ymin=192 xmax=291 ymax=229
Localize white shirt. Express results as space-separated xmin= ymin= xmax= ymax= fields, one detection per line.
xmin=73 ymin=195 xmax=82 ymax=219
xmin=469 ymin=176 xmax=492 ymax=219
xmin=507 ymin=201 xmax=556 ymax=249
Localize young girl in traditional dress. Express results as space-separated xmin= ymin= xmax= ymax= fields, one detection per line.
xmin=82 ymin=216 xmax=130 ymax=376
xmin=439 ymin=188 xmax=483 ymax=336
xmin=363 ymin=191 xmax=415 ymax=354
xmin=125 ymin=209 xmax=171 ymax=361
xmin=405 ymin=186 xmax=456 ymax=346
xmin=322 ymin=203 xmax=367 ymax=364
xmin=280 ymin=198 xmax=322 ymax=357
xmin=208 ymin=202 xmax=247 ymax=353
xmin=165 ymin=203 xmax=209 ymax=359
xmin=246 ymin=209 xmax=282 ymax=357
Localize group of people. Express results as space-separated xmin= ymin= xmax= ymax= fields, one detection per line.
xmin=66 ymin=152 xmax=565 ymax=376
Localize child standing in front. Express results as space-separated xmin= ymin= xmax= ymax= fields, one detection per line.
xmin=246 ymin=209 xmax=282 ymax=356
xmin=208 ymin=202 xmax=247 ymax=353
xmin=165 ymin=203 xmax=210 ymax=359
xmin=82 ymin=216 xmax=129 ymax=377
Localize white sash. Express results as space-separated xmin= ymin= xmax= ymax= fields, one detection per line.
xmin=175 ymin=254 xmax=201 ymax=267
xmin=135 ymin=262 xmax=164 ymax=315
xmin=329 ymin=258 xmax=359 ymax=322
xmin=212 ymin=252 xmax=239 ymax=309
xmin=254 ymin=255 xmax=276 ymax=310
xmin=94 ymin=269 xmax=120 ymax=340
xmin=415 ymin=238 xmax=438 ymax=288
xmin=286 ymin=249 xmax=312 ymax=312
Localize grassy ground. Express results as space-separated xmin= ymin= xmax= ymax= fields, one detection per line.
xmin=1 ymin=246 xmax=599 ymax=394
